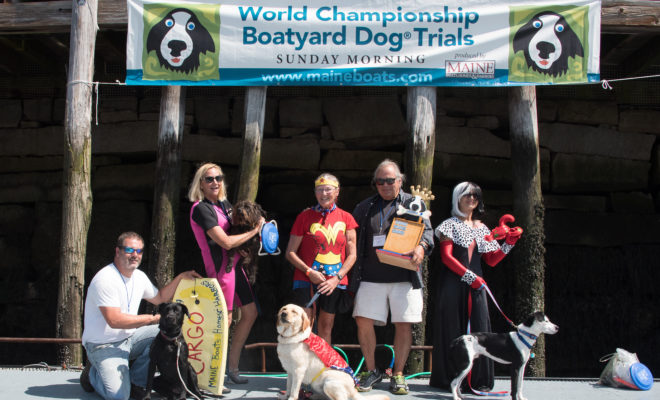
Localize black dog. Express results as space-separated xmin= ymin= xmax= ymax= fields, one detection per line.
xmin=146 ymin=8 xmax=215 ymax=74
xmin=513 ymin=11 xmax=584 ymax=77
xmin=144 ymin=302 xmax=204 ymax=400
xmin=449 ymin=311 xmax=558 ymax=400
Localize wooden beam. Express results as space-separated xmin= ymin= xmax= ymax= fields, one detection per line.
xmin=0 ymin=0 xmax=658 ymax=34
xmin=148 ymin=86 xmax=185 ymax=289
xmin=236 ymin=87 xmax=267 ymax=202
xmin=0 ymin=0 xmax=126 ymax=33
xmin=602 ymin=1 xmax=660 ymax=32
xmin=404 ymin=86 xmax=436 ymax=375
xmin=57 ymin=0 xmax=97 ymax=368
xmin=508 ymin=86 xmax=547 ymax=376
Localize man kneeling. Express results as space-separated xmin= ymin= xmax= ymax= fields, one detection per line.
xmin=80 ymin=231 xmax=201 ymax=400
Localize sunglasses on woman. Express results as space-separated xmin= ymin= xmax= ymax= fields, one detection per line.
xmin=204 ymin=175 xmax=224 ymax=184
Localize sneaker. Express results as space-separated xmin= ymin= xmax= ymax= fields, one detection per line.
xmin=222 ymin=386 xmax=232 ymax=394
xmin=357 ymin=369 xmax=382 ymax=392
xmin=79 ymin=364 xmax=94 ymax=393
xmin=227 ymin=368 xmax=248 ymax=384
xmin=389 ymin=374 xmax=409 ymax=395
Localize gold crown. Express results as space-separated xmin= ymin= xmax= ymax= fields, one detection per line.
xmin=410 ymin=185 xmax=435 ymax=202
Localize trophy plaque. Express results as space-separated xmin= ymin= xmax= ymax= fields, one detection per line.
xmin=375 ymin=186 xmax=434 ymax=270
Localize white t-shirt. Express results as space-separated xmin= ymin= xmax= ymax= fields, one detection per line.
xmin=82 ymin=263 xmax=158 ymax=345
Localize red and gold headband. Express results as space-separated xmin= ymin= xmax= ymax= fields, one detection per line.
xmin=314 ymin=177 xmax=339 ymax=188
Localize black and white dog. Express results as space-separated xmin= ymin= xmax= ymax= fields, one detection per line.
xmin=146 ymin=8 xmax=215 ymax=74
xmin=513 ymin=11 xmax=584 ymax=77
xmin=449 ymin=312 xmax=558 ymax=400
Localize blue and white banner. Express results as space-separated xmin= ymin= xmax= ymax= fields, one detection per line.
xmin=126 ymin=0 xmax=600 ymax=86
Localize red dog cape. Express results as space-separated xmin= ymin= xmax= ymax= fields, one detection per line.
xmin=303 ymin=333 xmax=356 ymax=382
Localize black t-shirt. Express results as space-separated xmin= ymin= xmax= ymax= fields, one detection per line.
xmin=360 ymin=196 xmax=412 ymax=283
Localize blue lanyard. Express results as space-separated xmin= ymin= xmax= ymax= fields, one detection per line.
xmin=113 ymin=263 xmax=132 ymax=312
xmin=218 ymin=200 xmax=232 ymax=228
xmin=379 ymin=197 xmax=397 ymax=234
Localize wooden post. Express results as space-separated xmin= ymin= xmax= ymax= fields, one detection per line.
xmin=404 ymin=86 xmax=436 ymax=373
xmin=148 ymin=86 xmax=186 ymax=289
xmin=508 ymin=86 xmax=546 ymax=376
xmin=236 ymin=87 xmax=267 ymax=202
xmin=57 ymin=0 xmax=97 ymax=367
xmin=406 ymin=87 xmax=436 ymax=186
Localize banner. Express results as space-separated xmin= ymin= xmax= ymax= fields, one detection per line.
xmin=126 ymin=0 xmax=600 ymax=86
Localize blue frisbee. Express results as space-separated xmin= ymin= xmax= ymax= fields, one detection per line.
xmin=630 ymin=363 xmax=653 ymax=390
xmin=259 ymin=220 xmax=280 ymax=255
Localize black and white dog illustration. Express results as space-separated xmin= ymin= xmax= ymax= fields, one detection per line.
xmin=449 ymin=312 xmax=559 ymax=400
xmin=513 ymin=11 xmax=584 ymax=77
xmin=146 ymin=8 xmax=215 ymax=74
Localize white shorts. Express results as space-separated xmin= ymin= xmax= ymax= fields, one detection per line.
xmin=352 ymin=281 xmax=423 ymax=326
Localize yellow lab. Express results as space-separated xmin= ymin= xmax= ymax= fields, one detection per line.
xmin=276 ymin=304 xmax=389 ymax=400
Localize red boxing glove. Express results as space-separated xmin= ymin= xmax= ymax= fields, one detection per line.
xmin=506 ymin=227 xmax=523 ymax=245
xmin=484 ymin=214 xmax=515 ymax=241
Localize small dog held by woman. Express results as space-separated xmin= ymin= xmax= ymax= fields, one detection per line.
xmin=227 ymin=200 xmax=266 ymax=283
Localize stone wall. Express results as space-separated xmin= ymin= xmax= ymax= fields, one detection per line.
xmin=0 ymin=87 xmax=658 ymax=376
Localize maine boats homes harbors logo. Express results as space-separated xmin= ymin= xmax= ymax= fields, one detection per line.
xmin=445 ymin=54 xmax=495 ymax=79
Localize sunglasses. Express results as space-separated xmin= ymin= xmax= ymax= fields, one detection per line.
xmin=315 ymin=187 xmax=337 ymax=194
xmin=120 ymin=246 xmax=144 ymax=255
xmin=204 ymin=175 xmax=224 ymax=184
xmin=463 ymin=193 xmax=479 ymax=199
xmin=375 ymin=177 xmax=397 ymax=186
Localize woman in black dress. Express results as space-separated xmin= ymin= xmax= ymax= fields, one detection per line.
xmin=430 ymin=182 xmax=520 ymax=391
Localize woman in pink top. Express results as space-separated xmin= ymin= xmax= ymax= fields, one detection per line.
xmin=188 ymin=162 xmax=263 ymax=384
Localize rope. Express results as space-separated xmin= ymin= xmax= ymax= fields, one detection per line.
xmin=176 ymin=341 xmax=202 ymax=400
xmin=64 ymin=72 xmax=660 ymax=92
xmin=600 ymin=73 xmax=660 ymax=90
xmin=466 ymin=287 xmax=509 ymax=397
xmin=66 ymin=80 xmax=126 ymax=126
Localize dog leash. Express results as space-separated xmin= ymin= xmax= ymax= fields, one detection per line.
xmin=305 ymin=291 xmax=322 ymax=308
xmin=465 ymin=287 xmax=509 ymax=398
xmin=482 ymin=284 xmax=517 ymax=329
xmin=176 ymin=343 xmax=203 ymax=400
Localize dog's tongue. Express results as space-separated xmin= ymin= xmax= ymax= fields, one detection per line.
xmin=539 ymin=60 xmax=548 ymax=66
xmin=172 ymin=57 xmax=180 ymax=63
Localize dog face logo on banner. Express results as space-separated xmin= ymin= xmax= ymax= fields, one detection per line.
xmin=142 ymin=4 xmax=219 ymax=81
xmin=509 ymin=6 xmax=589 ymax=83
xmin=513 ymin=11 xmax=583 ymax=77
xmin=147 ymin=8 xmax=214 ymax=73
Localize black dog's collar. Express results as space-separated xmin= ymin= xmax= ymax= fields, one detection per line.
xmin=160 ymin=331 xmax=180 ymax=342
